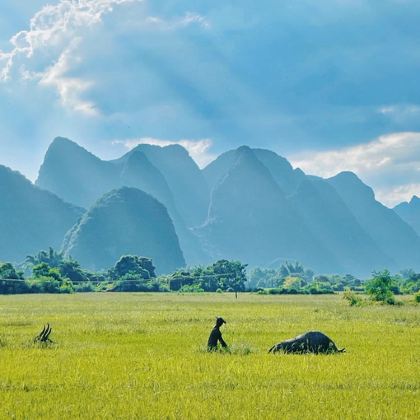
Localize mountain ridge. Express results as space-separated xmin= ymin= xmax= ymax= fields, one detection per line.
xmin=1 ymin=138 xmax=418 ymax=275
xmin=0 ymin=164 xmax=83 ymax=263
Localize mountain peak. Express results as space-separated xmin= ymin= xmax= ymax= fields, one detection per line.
xmin=44 ymin=137 xmax=100 ymax=163
xmin=236 ymin=145 xmax=252 ymax=153
xmin=133 ymin=143 xmax=189 ymax=157
xmin=410 ymin=195 xmax=420 ymax=205
xmin=63 ymin=186 xmax=185 ymax=273
xmin=328 ymin=171 xmax=375 ymax=200
xmin=0 ymin=163 xmax=82 ymax=263
xmin=332 ymin=171 xmax=362 ymax=183
xmin=48 ymin=137 xmax=84 ymax=153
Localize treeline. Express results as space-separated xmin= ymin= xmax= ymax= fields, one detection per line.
xmin=0 ymin=248 xmax=247 ymax=294
xmin=1 ymin=249 xmax=419 ymax=296
xmin=248 ymin=262 xmax=420 ymax=295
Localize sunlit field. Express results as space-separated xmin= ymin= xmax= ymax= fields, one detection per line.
xmin=0 ymin=293 xmax=419 ymax=419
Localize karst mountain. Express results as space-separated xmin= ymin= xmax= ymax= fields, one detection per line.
xmin=1 ymin=137 xmax=419 ymax=275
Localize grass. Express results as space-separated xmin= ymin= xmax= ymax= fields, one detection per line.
xmin=0 ymin=293 xmax=419 ymax=419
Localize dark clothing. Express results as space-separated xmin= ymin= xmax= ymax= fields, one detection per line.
xmin=207 ymin=326 xmax=227 ymax=351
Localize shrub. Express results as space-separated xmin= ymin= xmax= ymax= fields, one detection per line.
xmin=73 ymin=282 xmax=96 ymax=293
xmin=179 ymin=284 xmax=204 ymax=293
xmin=256 ymin=289 xmax=267 ymax=295
xmin=365 ymin=270 xmax=395 ymax=304
xmin=343 ymin=288 xmax=363 ymax=306
xmin=415 ymin=292 xmax=420 ymax=304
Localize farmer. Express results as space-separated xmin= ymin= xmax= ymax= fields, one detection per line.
xmin=207 ymin=317 xmax=228 ymax=351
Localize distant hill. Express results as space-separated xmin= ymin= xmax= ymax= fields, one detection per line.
xmin=203 ymin=147 xmax=305 ymax=196
xmin=63 ymin=187 xmax=185 ymax=273
xmin=20 ymin=137 xmax=419 ymax=275
xmin=37 ymin=137 xmax=118 ymax=209
xmin=0 ymin=164 xmax=82 ymax=263
xmin=36 ymin=137 xmax=207 ymax=264
xmin=252 ymin=148 xmax=306 ymax=195
xmin=328 ymin=172 xmax=420 ymax=271
xmin=202 ymin=148 xmax=237 ymax=192
xmin=129 ymin=144 xmax=210 ymax=227
xmin=201 ymin=146 xmax=420 ymax=274
xmin=394 ymin=196 xmax=420 ymax=236
xmin=289 ymin=176 xmax=390 ymax=274
xmin=197 ymin=146 xmax=338 ymax=272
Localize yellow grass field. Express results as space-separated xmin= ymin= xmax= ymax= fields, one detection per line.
xmin=0 ymin=293 xmax=419 ymax=419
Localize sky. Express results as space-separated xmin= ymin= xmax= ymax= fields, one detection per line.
xmin=0 ymin=0 xmax=419 ymax=206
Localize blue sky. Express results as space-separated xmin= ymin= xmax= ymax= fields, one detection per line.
xmin=0 ymin=0 xmax=419 ymax=205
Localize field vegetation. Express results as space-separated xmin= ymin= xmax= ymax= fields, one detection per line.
xmin=1 ymin=248 xmax=420 ymax=297
xmin=0 ymin=293 xmax=419 ymax=419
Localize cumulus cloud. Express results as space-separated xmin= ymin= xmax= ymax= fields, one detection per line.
xmin=113 ymin=137 xmax=216 ymax=167
xmin=39 ymin=39 xmax=98 ymax=115
xmin=0 ymin=0 xmax=213 ymax=116
xmin=290 ymin=132 xmax=420 ymax=207
xmin=0 ymin=0 xmax=140 ymax=114
xmin=376 ymin=183 xmax=420 ymax=207
xmin=0 ymin=0 xmax=139 ymax=79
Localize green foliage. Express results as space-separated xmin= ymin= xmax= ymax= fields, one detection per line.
xmin=110 ymin=255 xmax=156 ymax=280
xmin=59 ymin=259 xmax=87 ymax=283
xmin=343 ymin=288 xmax=363 ymax=306
xmin=27 ymin=276 xmax=74 ymax=294
xmin=0 ymin=262 xmax=23 ymax=280
xmin=111 ymin=272 xmax=163 ymax=292
xmin=248 ymin=263 xmax=362 ymax=293
xmin=365 ymin=270 xmax=396 ymax=304
xmin=415 ymin=292 xmax=420 ymax=303
xmin=3 ymin=249 xmax=420 ymax=299
xmin=179 ymin=284 xmax=205 ymax=293
xmin=169 ymin=260 xmax=247 ymax=292
xmin=26 ymin=247 xmax=65 ymax=268
xmin=0 ymin=262 xmax=28 ymax=294
xmin=28 ymin=256 xmax=74 ymax=294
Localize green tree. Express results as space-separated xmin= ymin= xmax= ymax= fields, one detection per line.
xmin=365 ymin=270 xmax=395 ymax=304
xmin=0 ymin=262 xmax=23 ymax=280
xmin=26 ymin=247 xmax=65 ymax=268
xmin=110 ymin=255 xmax=156 ymax=280
xmin=210 ymin=260 xmax=248 ymax=292
xmin=59 ymin=259 xmax=86 ymax=282
xmin=0 ymin=262 xmax=28 ymax=294
xmin=33 ymin=263 xmax=62 ymax=281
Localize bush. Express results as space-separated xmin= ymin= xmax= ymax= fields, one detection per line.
xmin=73 ymin=282 xmax=96 ymax=293
xmin=256 ymin=289 xmax=267 ymax=295
xmin=27 ymin=276 xmax=74 ymax=294
xmin=343 ymin=289 xmax=363 ymax=306
xmin=414 ymin=292 xmax=420 ymax=303
xmin=179 ymin=284 xmax=204 ymax=293
xmin=365 ymin=270 xmax=396 ymax=304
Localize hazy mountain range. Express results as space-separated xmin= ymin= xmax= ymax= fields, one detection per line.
xmin=1 ymin=137 xmax=419 ymax=275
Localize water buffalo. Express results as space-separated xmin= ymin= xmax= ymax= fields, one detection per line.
xmin=268 ymin=331 xmax=345 ymax=354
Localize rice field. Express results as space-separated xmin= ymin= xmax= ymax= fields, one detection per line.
xmin=0 ymin=293 xmax=419 ymax=419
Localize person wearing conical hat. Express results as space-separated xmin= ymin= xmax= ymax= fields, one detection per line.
xmin=207 ymin=317 xmax=228 ymax=351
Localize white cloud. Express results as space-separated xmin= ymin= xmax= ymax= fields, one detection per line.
xmin=290 ymin=132 xmax=420 ymax=207
xmin=376 ymin=183 xmax=420 ymax=207
xmin=0 ymin=0 xmax=139 ymax=114
xmin=0 ymin=0 xmax=139 ymax=80
xmin=0 ymin=1 xmax=211 ymax=116
xmin=113 ymin=137 xmax=216 ymax=167
xmin=39 ymin=39 xmax=98 ymax=116
xmin=145 ymin=12 xmax=210 ymax=30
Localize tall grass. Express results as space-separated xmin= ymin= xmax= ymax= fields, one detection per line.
xmin=0 ymin=293 xmax=418 ymax=419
